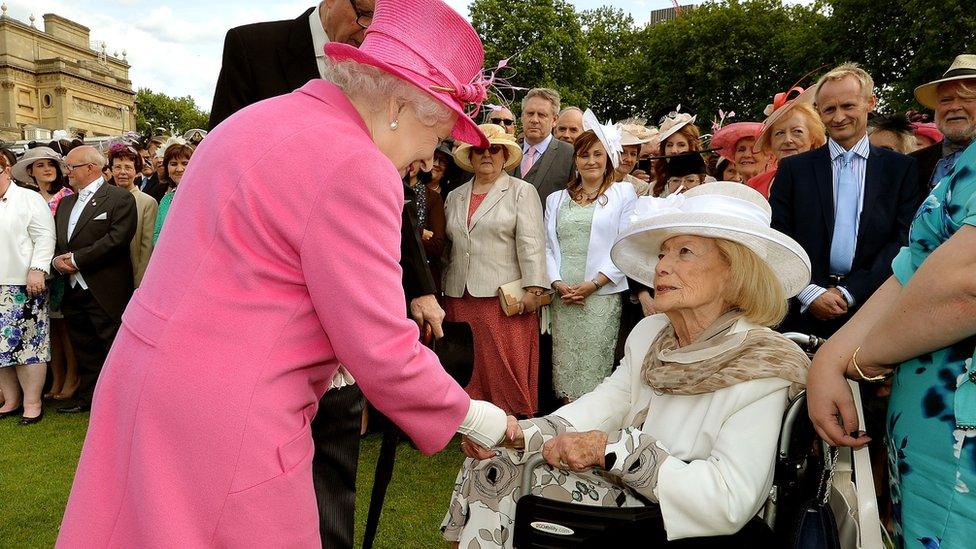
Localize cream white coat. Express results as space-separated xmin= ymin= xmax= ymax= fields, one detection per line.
xmin=554 ymin=314 xmax=794 ymax=540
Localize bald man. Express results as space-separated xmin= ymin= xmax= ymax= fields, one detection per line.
xmin=554 ymin=106 xmax=584 ymax=144
xmin=53 ymin=146 xmax=137 ymax=414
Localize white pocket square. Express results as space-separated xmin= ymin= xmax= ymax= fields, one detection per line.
xmin=93 ymin=212 xmax=108 ymax=220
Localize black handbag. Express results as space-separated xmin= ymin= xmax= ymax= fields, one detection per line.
xmin=793 ymin=447 xmax=842 ymax=549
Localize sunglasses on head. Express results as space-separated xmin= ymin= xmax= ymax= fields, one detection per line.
xmin=472 ymin=145 xmax=504 ymax=155
xmin=489 ymin=117 xmax=515 ymax=127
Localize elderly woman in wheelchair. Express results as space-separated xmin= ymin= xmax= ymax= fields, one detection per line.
xmin=442 ymin=182 xmax=814 ymax=547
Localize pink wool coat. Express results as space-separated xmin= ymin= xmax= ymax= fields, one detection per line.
xmin=57 ymin=80 xmax=471 ymax=547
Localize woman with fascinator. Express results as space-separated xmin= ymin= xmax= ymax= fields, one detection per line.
xmin=544 ymin=110 xmax=637 ymax=402
xmin=57 ymin=0 xmax=509 ymax=546
xmin=651 ymin=108 xmax=704 ymax=196
xmin=444 ymin=182 xmax=813 ymax=547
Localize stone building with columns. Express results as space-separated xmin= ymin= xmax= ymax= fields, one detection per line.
xmin=0 ymin=9 xmax=135 ymax=141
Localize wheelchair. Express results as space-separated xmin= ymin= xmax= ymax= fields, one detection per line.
xmin=512 ymin=332 xmax=825 ymax=548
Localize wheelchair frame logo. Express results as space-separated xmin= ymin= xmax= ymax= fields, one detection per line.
xmin=529 ymin=521 xmax=575 ymax=536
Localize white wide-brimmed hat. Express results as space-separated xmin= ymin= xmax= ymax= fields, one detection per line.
xmin=914 ymin=54 xmax=976 ymax=109
xmin=12 ymin=147 xmax=68 ymax=184
xmin=610 ymin=181 xmax=811 ymax=297
xmin=582 ymin=108 xmax=623 ymax=168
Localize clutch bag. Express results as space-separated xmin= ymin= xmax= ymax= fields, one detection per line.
xmin=497 ymin=279 xmax=551 ymax=316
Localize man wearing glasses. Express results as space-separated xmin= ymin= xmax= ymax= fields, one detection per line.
xmin=486 ymin=106 xmax=517 ymax=136
xmin=209 ymin=2 xmax=449 ymax=547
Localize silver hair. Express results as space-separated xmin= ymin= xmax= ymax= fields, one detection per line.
xmin=522 ymin=88 xmax=561 ymax=117
xmin=324 ymin=59 xmax=455 ymax=127
xmin=558 ymin=106 xmax=582 ymax=117
xmin=75 ymin=146 xmax=106 ymax=168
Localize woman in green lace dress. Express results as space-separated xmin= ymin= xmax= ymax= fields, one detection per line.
xmin=808 ymin=139 xmax=976 ymax=546
xmin=544 ymin=127 xmax=636 ymax=401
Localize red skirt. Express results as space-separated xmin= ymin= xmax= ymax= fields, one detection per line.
xmin=444 ymin=295 xmax=538 ymax=416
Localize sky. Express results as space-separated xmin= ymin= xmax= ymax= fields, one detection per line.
xmin=12 ymin=1 xmax=689 ymax=113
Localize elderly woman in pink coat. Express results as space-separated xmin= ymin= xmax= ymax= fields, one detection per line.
xmin=56 ymin=1 xmax=508 ymax=546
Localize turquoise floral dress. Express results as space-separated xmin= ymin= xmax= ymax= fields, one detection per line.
xmin=887 ymin=141 xmax=976 ymax=548
xmin=550 ymin=196 xmax=621 ymax=400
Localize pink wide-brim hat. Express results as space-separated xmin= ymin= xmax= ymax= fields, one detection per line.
xmin=913 ymin=122 xmax=944 ymax=145
xmin=711 ymin=122 xmax=764 ymax=162
xmin=325 ymin=0 xmax=489 ymax=148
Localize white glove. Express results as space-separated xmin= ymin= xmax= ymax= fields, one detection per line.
xmin=457 ymin=399 xmax=507 ymax=448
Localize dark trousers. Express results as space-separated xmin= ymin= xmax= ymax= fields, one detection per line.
xmin=61 ymin=286 xmax=120 ymax=406
xmin=311 ymin=384 xmax=365 ymax=548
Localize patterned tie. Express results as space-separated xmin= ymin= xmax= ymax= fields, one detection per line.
xmin=829 ymin=150 xmax=858 ymax=275
xmin=930 ymin=151 xmax=959 ymax=189
xmin=521 ymin=145 xmax=537 ymax=175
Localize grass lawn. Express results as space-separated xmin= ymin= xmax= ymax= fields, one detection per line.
xmin=0 ymin=403 xmax=464 ymax=548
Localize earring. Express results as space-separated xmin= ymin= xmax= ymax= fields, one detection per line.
xmin=390 ymin=120 xmax=399 ymax=130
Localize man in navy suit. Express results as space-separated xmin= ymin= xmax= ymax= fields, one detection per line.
xmin=770 ymin=63 xmax=918 ymax=338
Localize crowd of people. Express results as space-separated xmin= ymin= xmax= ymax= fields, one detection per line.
xmin=0 ymin=132 xmax=199 ymax=423
xmin=2 ymin=0 xmax=975 ymax=547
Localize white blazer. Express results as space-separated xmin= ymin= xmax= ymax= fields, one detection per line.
xmin=0 ymin=183 xmax=56 ymax=285
xmin=544 ymin=181 xmax=637 ymax=294
xmin=554 ymin=315 xmax=795 ymax=540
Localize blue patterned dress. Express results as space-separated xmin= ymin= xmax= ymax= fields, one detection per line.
xmin=886 ymin=141 xmax=976 ymax=548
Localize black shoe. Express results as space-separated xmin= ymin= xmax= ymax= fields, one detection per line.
xmin=19 ymin=410 xmax=44 ymax=425
xmin=57 ymin=404 xmax=90 ymax=414
xmin=0 ymin=406 xmax=24 ymax=419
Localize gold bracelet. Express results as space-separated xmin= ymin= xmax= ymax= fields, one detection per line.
xmin=851 ymin=347 xmax=889 ymax=382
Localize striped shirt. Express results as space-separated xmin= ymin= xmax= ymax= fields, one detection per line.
xmin=797 ymin=134 xmax=871 ymax=310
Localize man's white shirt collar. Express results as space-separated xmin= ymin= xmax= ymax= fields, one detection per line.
xmin=524 ymin=133 xmax=553 ymax=155
xmin=310 ymin=4 xmax=330 ymax=79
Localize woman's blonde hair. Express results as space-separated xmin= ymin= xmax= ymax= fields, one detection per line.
xmin=714 ymin=238 xmax=787 ymax=327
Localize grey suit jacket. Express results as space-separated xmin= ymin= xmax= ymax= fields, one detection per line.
xmin=511 ymin=137 xmax=575 ymax=210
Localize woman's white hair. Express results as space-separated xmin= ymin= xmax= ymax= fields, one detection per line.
xmin=325 ymin=59 xmax=455 ymax=128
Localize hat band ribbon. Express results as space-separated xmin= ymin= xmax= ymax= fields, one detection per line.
xmin=943 ymin=68 xmax=976 ymax=79
xmin=632 ymin=194 xmax=770 ymax=227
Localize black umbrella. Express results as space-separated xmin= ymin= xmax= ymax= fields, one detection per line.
xmin=362 ymin=321 xmax=474 ymax=548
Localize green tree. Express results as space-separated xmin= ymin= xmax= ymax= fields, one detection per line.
xmin=134 ymin=88 xmax=210 ymax=136
xmin=470 ymin=0 xmax=596 ymax=113
xmin=579 ymin=7 xmax=642 ymax=120
xmin=825 ymin=0 xmax=976 ymax=113
xmin=629 ymin=0 xmax=832 ymax=129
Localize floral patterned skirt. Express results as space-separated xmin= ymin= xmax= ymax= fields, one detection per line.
xmin=441 ymin=418 xmax=646 ymax=548
xmin=0 ymin=285 xmax=50 ymax=367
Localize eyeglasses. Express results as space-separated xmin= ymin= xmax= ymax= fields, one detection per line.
xmin=472 ymin=145 xmax=504 ymax=155
xmin=65 ymin=162 xmax=93 ymax=172
xmin=488 ymin=117 xmax=515 ymax=127
xmin=350 ymin=0 xmax=373 ymax=29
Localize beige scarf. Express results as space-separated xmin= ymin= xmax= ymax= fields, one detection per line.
xmin=642 ymin=311 xmax=809 ymax=398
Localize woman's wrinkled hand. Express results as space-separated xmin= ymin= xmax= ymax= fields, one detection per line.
xmin=460 ymin=435 xmax=496 ymax=461
xmin=542 ymin=430 xmax=608 ymax=473
xmin=26 ymin=270 xmax=46 ymax=297
xmin=807 ymin=352 xmax=871 ymax=449
xmin=631 ymin=169 xmax=651 ymax=183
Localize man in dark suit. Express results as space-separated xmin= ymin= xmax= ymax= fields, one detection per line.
xmin=771 ymin=64 xmax=918 ymax=338
xmin=53 ymin=146 xmax=137 ymax=413
xmin=911 ymin=54 xmax=976 ymax=204
xmin=209 ymin=0 xmax=374 ymax=129
xmin=208 ymin=3 xmax=447 ymax=546
xmin=511 ymin=88 xmax=575 ymax=209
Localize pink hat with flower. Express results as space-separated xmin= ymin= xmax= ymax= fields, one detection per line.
xmin=912 ymin=122 xmax=944 ymax=145
xmin=325 ymin=0 xmax=491 ymax=148
xmin=711 ymin=122 xmax=764 ymax=162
